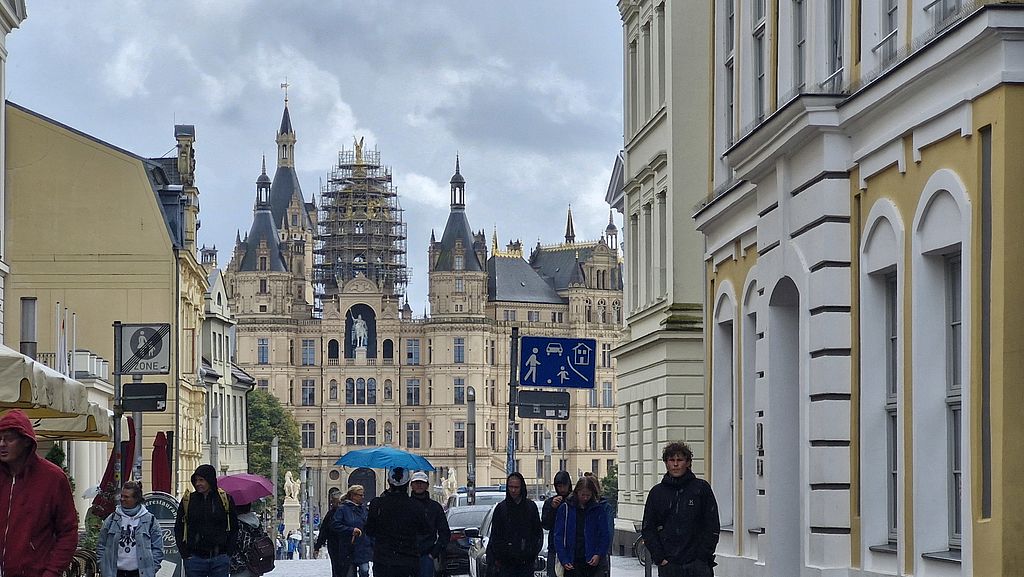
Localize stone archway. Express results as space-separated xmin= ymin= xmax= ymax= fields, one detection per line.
xmin=348 ymin=467 xmax=377 ymax=498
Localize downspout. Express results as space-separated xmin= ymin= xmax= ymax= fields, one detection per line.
xmin=174 ymin=247 xmax=181 ymax=496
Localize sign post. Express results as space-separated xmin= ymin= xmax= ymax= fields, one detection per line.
xmin=114 ymin=322 xmax=172 ymax=484
xmin=506 ymin=327 xmax=520 ymax=475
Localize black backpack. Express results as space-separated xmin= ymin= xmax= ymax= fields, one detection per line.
xmin=244 ymin=527 xmax=276 ymax=575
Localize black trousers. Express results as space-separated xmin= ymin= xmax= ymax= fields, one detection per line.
xmin=373 ymin=562 xmax=418 ymax=577
xmin=657 ymin=560 xmax=714 ymax=577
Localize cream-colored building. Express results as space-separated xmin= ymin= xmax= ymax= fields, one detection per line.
xmin=5 ymin=103 xmax=209 ymax=495
xmin=692 ymin=1 xmax=1024 ymax=575
xmin=226 ymin=105 xmax=622 ymax=510
xmin=0 ymin=0 xmax=26 ymax=341
xmin=613 ymin=0 xmax=712 ymax=547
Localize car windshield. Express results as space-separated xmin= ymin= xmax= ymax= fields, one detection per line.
xmin=473 ymin=494 xmax=504 ymax=506
xmin=447 ymin=508 xmax=490 ymax=530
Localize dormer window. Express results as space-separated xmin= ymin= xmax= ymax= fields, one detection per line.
xmin=292 ymin=214 xmax=298 ymax=226
xmin=455 ymin=254 xmax=465 ymax=271
xmin=259 ymin=256 xmax=268 ymax=271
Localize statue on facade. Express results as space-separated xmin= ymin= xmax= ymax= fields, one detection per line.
xmin=284 ymin=470 xmax=300 ymax=501
xmin=351 ymin=314 xmax=368 ymax=348
xmin=443 ymin=469 xmax=459 ymax=501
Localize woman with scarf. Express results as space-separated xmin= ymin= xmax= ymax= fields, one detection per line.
xmin=553 ymin=476 xmax=611 ymax=577
xmin=97 ymin=480 xmax=164 ymax=577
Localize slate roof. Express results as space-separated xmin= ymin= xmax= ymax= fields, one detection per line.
xmin=487 ymin=255 xmax=564 ymax=304
xmin=231 ymin=362 xmax=256 ymax=386
xmin=530 ymin=245 xmax=593 ymax=291
xmin=237 ymin=208 xmax=288 ymax=272
xmin=269 ymin=165 xmax=313 ymax=229
xmin=434 ymin=209 xmax=483 ymax=272
xmin=280 ymin=105 xmax=294 ymax=134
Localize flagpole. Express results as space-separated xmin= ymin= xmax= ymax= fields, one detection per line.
xmin=54 ymin=301 xmax=60 ymax=370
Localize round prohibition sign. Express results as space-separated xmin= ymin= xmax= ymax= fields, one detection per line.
xmin=130 ymin=327 xmax=163 ymax=360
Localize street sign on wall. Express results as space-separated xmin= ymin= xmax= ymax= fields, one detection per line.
xmin=119 ymin=323 xmax=171 ymax=375
xmin=517 ymin=389 xmax=571 ymax=420
xmin=518 ymin=336 xmax=596 ymax=389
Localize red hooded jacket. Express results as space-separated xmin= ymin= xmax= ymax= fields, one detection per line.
xmin=0 ymin=410 xmax=79 ymax=577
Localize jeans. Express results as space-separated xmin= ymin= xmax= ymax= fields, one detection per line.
xmin=183 ymin=553 xmax=230 ymax=577
xmin=419 ymin=554 xmax=436 ymax=577
xmin=356 ymin=562 xmax=371 ymax=577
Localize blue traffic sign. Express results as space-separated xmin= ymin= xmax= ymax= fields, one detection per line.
xmin=519 ymin=336 xmax=596 ymax=389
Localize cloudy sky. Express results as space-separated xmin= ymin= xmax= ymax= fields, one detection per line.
xmin=7 ymin=2 xmax=623 ymax=312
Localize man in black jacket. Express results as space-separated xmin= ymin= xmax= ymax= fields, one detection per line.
xmin=366 ymin=467 xmax=430 ymax=577
xmin=175 ymin=464 xmax=239 ymax=577
xmin=315 ymin=488 xmax=345 ymax=574
xmin=487 ymin=472 xmax=543 ymax=577
xmin=641 ymin=442 xmax=720 ymax=577
xmin=541 ymin=471 xmax=573 ymax=577
xmin=411 ymin=471 xmax=451 ymax=577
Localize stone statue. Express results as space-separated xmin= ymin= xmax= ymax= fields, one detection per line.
xmin=443 ymin=469 xmax=459 ymax=501
xmin=351 ymin=314 xmax=368 ymax=348
xmin=284 ymin=470 xmax=300 ymax=501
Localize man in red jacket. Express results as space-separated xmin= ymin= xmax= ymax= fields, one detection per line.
xmin=0 ymin=409 xmax=79 ymax=577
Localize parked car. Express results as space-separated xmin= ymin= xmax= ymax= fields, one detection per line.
xmin=444 ymin=491 xmax=506 ymax=510
xmin=441 ymin=505 xmax=493 ymax=577
xmin=466 ymin=502 xmax=547 ymax=577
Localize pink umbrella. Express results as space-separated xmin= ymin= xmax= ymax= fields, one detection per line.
xmin=219 ymin=473 xmax=274 ymax=505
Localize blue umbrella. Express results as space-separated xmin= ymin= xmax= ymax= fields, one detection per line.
xmin=335 ymin=446 xmax=435 ymax=471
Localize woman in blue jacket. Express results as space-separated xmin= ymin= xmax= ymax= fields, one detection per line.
xmin=331 ymin=484 xmax=374 ymax=577
xmin=553 ymin=476 xmax=611 ymax=577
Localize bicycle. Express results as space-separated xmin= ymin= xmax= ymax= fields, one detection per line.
xmin=632 ymin=522 xmax=651 ymax=568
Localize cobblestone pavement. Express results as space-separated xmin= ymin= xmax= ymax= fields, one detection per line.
xmin=265 ymin=556 xmax=647 ymax=577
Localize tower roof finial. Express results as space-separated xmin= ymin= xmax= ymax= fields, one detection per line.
xmin=280 ymin=78 xmax=290 ymax=105
xmin=565 ymin=204 xmax=576 ymax=244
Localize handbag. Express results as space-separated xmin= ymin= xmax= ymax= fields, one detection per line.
xmin=554 ymin=561 xmax=565 ymax=577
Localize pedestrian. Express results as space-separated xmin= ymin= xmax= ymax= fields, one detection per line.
xmin=288 ymin=529 xmax=302 ymax=559
xmin=364 ymin=467 xmax=430 ymax=577
xmin=228 ymin=501 xmax=272 ymax=576
xmin=410 ymin=471 xmax=450 ymax=577
xmin=640 ymin=442 xmax=720 ymax=577
xmin=175 ymin=464 xmax=239 ymax=577
xmin=552 ymin=476 xmax=611 ymax=577
xmin=541 ymin=471 xmax=573 ymax=577
xmin=314 ymin=488 xmax=342 ymax=562
xmin=486 ymin=472 xmax=543 ymax=577
xmin=275 ymin=536 xmax=284 ymax=561
xmin=332 ymin=484 xmax=374 ymax=577
xmin=0 ymin=408 xmax=79 ymax=577
xmin=97 ymin=480 xmax=164 ymax=577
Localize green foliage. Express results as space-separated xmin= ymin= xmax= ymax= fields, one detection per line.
xmin=44 ymin=442 xmax=75 ymax=494
xmin=600 ymin=462 xmax=618 ymax=516
xmin=80 ymin=511 xmax=103 ymax=552
xmin=247 ymin=388 xmax=303 ymax=510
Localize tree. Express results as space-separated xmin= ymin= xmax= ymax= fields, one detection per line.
xmin=247 ymin=388 xmax=303 ymax=510
xmin=600 ymin=462 xmax=618 ymax=516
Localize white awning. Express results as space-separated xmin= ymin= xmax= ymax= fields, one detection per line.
xmin=0 ymin=344 xmax=112 ymax=440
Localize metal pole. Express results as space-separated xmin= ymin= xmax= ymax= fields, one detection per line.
xmin=506 ymin=326 xmax=519 ymax=475
xmin=543 ymin=428 xmax=552 ymax=494
xmin=271 ymin=436 xmax=279 ymax=536
xmin=209 ymin=383 xmax=220 ymax=471
xmin=467 ymin=386 xmax=476 ymax=505
xmin=132 ymin=374 xmax=144 ymax=481
xmin=113 ymin=321 xmax=123 ymax=488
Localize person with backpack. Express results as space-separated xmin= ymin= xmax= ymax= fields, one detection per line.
xmin=552 ymin=476 xmax=611 ymax=577
xmin=97 ymin=480 xmax=164 ymax=577
xmin=228 ymin=502 xmax=275 ymax=577
xmin=541 ymin=471 xmax=573 ymax=577
xmin=175 ymin=464 xmax=238 ymax=577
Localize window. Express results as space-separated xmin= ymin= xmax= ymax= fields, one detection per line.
xmin=793 ymin=0 xmax=806 ymax=90
xmin=513 ymin=422 xmax=521 ymax=450
xmin=602 ymin=423 xmax=613 ymax=451
xmin=528 ymin=310 xmax=540 ymax=322
xmin=330 ymin=422 xmax=338 ymax=444
xmin=258 ymin=338 xmax=269 ymax=364
xmin=930 ymin=0 xmax=962 ymax=28
xmin=825 ymin=0 xmax=844 ymax=91
xmin=454 ymin=337 xmax=465 ymax=363
xmin=550 ymin=311 xmax=564 ymax=323
xmin=367 ymin=378 xmax=377 ymax=405
xmin=455 ymin=254 xmax=464 ymax=271
xmin=257 ymin=379 xmax=268 ymax=391
xmin=407 ymin=422 xmax=421 ymax=448
xmin=589 ymin=387 xmax=598 ymax=408
xmin=592 ymin=459 xmax=600 ymax=477
xmin=356 ymin=419 xmax=366 ymax=445
xmin=329 ymin=379 xmax=338 ymax=401
xmin=259 ymin=256 xmax=267 ymax=271
xmin=346 ymin=419 xmax=355 ymax=445
xmin=533 ymin=423 xmax=545 ymax=450
xmin=454 ymin=377 xmax=466 ymax=405
xmin=259 ymin=279 xmax=268 ymax=294
xmin=355 ymin=222 xmax=364 ymax=234
xmin=885 ymin=272 xmax=899 ymax=541
xmin=454 ymin=422 xmax=466 ymax=448
xmin=367 ymin=419 xmax=377 ymax=446
xmin=588 ymin=424 xmax=598 ymax=451
xmin=357 ymin=378 xmax=366 ymax=405
xmin=345 ymin=378 xmax=355 ymax=404
xmin=406 ymin=379 xmax=421 ymax=406
xmin=407 ymin=339 xmax=420 ymax=365
xmin=505 ymin=309 xmax=517 ymax=322
xmin=585 ymin=300 xmax=593 ymax=323
xmin=537 ymin=459 xmax=546 ymax=479
xmin=601 ymin=343 xmax=612 ymax=368
xmin=752 ymin=0 xmax=766 ymax=122
xmin=557 ymin=424 xmax=567 ymax=451
xmin=488 ymin=422 xmax=497 ymax=449
xmin=302 ymin=423 xmax=315 ymax=449
xmin=489 ymin=340 xmax=496 ymax=365
xmin=429 ymin=422 xmax=434 ymax=448
xmin=488 ymin=379 xmax=497 ymax=406
xmin=301 ymin=339 xmax=315 ymax=365
xmin=455 ymin=278 xmax=464 ymax=293
xmin=878 ymin=0 xmax=898 ymax=65
xmin=946 ymin=255 xmax=963 ymax=546
xmin=301 ymin=379 xmax=315 ymax=406
xmin=724 ymin=0 xmax=736 ymax=143
xmin=602 ymin=382 xmax=613 ymax=408
xmin=428 ymin=339 xmax=433 ymax=364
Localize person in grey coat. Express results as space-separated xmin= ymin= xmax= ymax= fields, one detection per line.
xmin=97 ymin=480 xmax=164 ymax=577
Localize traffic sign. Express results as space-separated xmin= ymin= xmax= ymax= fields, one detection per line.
xmin=518 ymin=336 xmax=596 ymax=389
xmin=517 ymin=389 xmax=570 ymax=420
xmin=122 ymin=382 xmax=168 ymax=412
xmin=120 ymin=323 xmax=171 ymax=375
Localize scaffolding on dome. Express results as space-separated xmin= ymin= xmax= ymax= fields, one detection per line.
xmin=314 ymin=141 xmax=410 ymax=304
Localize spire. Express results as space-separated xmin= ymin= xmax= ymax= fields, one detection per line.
xmin=565 ymin=204 xmax=576 ymax=244
xmin=491 ymin=226 xmax=499 ymax=253
xmin=450 ymin=154 xmax=465 ymax=208
xmin=277 ymin=93 xmax=296 ymax=168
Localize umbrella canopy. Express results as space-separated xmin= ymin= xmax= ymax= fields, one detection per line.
xmin=150 ymin=431 xmax=171 ymax=493
xmin=219 ymin=473 xmax=274 ymax=506
xmin=335 ymin=446 xmax=435 ymax=471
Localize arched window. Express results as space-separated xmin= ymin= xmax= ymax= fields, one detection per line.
xmin=367 ymin=378 xmax=377 ymax=405
xmin=383 ymin=339 xmax=394 ymax=359
xmin=357 ymin=378 xmax=367 ymax=404
xmin=345 ymin=379 xmax=355 ymax=404
xmin=345 ymin=419 xmax=355 ymax=445
xmin=384 ymin=379 xmax=393 ymax=401
xmin=585 ymin=299 xmax=593 ymax=323
xmin=613 ymin=301 xmax=622 ymax=324
xmin=368 ymin=419 xmax=377 ymax=445
xmin=328 ymin=339 xmax=340 ymax=361
xmin=330 ymin=422 xmax=338 ymax=444
xmin=356 ymin=419 xmax=366 ymax=445
xmin=384 ymin=421 xmax=393 ymax=443
xmin=329 ymin=379 xmax=338 ymax=401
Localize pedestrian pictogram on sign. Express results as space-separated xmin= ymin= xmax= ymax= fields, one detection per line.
xmin=518 ymin=336 xmax=596 ymax=389
xmin=119 ymin=324 xmax=171 ymax=375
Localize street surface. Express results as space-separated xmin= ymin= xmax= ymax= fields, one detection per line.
xmin=265 ymin=556 xmax=647 ymax=577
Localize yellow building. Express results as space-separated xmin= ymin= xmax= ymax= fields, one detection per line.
xmin=692 ymin=1 xmax=1024 ymax=576
xmin=4 ymin=102 xmax=210 ymax=495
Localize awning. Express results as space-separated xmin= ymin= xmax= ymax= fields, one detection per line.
xmin=0 ymin=344 xmax=112 ymax=440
